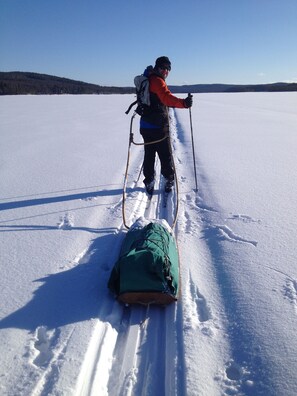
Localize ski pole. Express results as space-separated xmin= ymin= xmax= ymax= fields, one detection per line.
xmin=188 ymin=94 xmax=198 ymax=192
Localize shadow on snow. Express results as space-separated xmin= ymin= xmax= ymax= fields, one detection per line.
xmin=0 ymin=186 xmax=142 ymax=212
xmin=0 ymin=230 xmax=126 ymax=332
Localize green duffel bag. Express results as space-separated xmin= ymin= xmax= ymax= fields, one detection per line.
xmin=108 ymin=218 xmax=179 ymax=305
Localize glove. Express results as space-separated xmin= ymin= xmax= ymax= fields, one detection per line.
xmin=184 ymin=94 xmax=193 ymax=108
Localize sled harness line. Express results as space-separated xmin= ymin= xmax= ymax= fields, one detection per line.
xmin=122 ymin=111 xmax=179 ymax=230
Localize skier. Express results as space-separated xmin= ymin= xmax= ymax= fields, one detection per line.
xmin=140 ymin=56 xmax=193 ymax=194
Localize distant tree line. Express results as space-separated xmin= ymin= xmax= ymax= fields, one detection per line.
xmin=226 ymin=82 xmax=297 ymax=93
xmin=169 ymin=82 xmax=297 ymax=93
xmin=1 ymin=71 xmax=297 ymax=95
xmin=0 ymin=72 xmax=134 ymax=95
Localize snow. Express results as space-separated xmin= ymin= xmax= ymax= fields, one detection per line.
xmin=1 ymin=92 xmax=297 ymax=395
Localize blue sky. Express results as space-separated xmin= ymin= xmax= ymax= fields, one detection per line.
xmin=1 ymin=0 xmax=297 ymax=86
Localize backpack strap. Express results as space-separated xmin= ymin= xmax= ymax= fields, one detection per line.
xmin=125 ymin=100 xmax=138 ymax=114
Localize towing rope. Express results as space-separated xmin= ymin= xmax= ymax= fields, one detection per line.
xmin=122 ymin=111 xmax=179 ymax=230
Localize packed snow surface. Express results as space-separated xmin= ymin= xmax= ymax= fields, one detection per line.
xmin=1 ymin=92 xmax=297 ymax=395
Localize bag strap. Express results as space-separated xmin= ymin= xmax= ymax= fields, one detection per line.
xmin=125 ymin=99 xmax=138 ymax=115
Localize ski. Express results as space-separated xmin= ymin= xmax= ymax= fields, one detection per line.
xmin=163 ymin=191 xmax=170 ymax=208
xmin=145 ymin=191 xmax=154 ymax=210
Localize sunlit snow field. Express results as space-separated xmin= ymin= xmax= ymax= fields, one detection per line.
xmin=1 ymin=92 xmax=297 ymax=395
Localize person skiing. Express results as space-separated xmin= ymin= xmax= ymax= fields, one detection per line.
xmin=140 ymin=56 xmax=193 ymax=194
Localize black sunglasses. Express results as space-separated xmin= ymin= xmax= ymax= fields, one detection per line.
xmin=159 ymin=65 xmax=171 ymax=71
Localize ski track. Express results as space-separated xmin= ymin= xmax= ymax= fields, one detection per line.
xmin=89 ymin=108 xmax=260 ymax=396
xmin=74 ymin=112 xmax=187 ymax=396
xmin=27 ymin=108 xmax=264 ymax=395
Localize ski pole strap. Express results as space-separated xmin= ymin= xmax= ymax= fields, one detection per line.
xmin=125 ymin=100 xmax=138 ymax=114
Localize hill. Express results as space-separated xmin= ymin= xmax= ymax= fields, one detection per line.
xmin=1 ymin=71 xmax=297 ymax=95
xmin=0 ymin=71 xmax=134 ymax=95
xmin=169 ymin=82 xmax=297 ymax=93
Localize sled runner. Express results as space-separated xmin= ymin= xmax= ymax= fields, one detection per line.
xmin=108 ymin=218 xmax=179 ymax=306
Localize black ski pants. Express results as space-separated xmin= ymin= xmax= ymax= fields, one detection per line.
xmin=140 ymin=127 xmax=174 ymax=184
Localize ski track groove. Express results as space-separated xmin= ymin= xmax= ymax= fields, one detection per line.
xmin=68 ymin=126 xmax=184 ymax=396
xmin=105 ymin=164 xmax=184 ymax=396
xmin=91 ymin=113 xmax=185 ymax=396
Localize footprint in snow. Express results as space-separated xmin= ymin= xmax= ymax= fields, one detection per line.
xmin=228 ymin=213 xmax=261 ymax=224
xmin=32 ymin=326 xmax=59 ymax=367
xmin=215 ymin=361 xmax=254 ymax=394
xmin=184 ymin=272 xmax=214 ymax=335
xmin=183 ymin=210 xmax=193 ymax=234
xmin=81 ymin=196 xmax=97 ymax=202
xmin=57 ymin=213 xmax=74 ymax=229
xmin=190 ymin=280 xmax=212 ymax=324
xmin=185 ymin=193 xmax=217 ymax=213
xmin=283 ymin=278 xmax=297 ymax=313
xmin=215 ymin=224 xmax=258 ymax=247
xmin=225 ymin=362 xmax=242 ymax=381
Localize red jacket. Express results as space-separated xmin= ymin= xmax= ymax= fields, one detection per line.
xmin=140 ymin=73 xmax=186 ymax=129
xmin=149 ymin=74 xmax=186 ymax=109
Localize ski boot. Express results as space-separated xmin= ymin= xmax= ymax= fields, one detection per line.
xmin=145 ymin=180 xmax=155 ymax=196
xmin=165 ymin=178 xmax=174 ymax=193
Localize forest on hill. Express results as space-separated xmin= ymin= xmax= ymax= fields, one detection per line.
xmin=0 ymin=72 xmax=134 ymax=95
xmin=1 ymin=71 xmax=296 ymax=95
